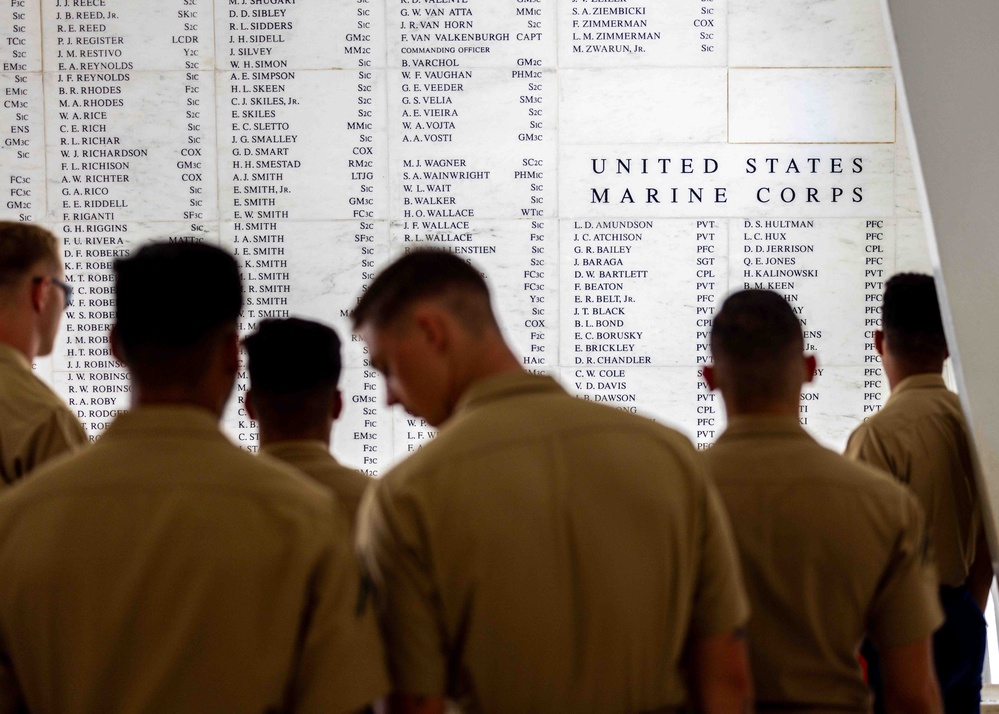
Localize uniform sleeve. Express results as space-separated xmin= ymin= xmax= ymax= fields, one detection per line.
xmin=357 ymin=478 xmax=447 ymax=697
xmin=866 ymin=490 xmax=944 ymax=649
xmin=689 ymin=477 xmax=751 ymax=638
xmin=289 ymin=508 xmax=389 ymax=713
xmin=845 ymin=423 xmax=894 ymax=476
xmin=21 ymin=408 xmax=88 ymax=478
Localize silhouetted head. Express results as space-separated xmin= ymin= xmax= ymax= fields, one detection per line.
xmin=112 ymin=242 xmax=242 ymax=397
xmin=244 ymin=317 xmax=343 ymax=440
xmin=880 ymin=273 xmax=947 ymax=371
xmin=707 ymin=289 xmax=812 ymax=414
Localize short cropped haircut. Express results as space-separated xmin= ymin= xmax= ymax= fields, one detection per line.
xmin=711 ymin=290 xmax=804 ymax=408
xmin=244 ymin=318 xmax=342 ymax=394
xmin=882 ymin=273 xmax=947 ymax=361
xmin=244 ymin=318 xmax=343 ymax=431
xmin=351 ymin=248 xmax=495 ymax=332
xmin=114 ymin=242 xmax=241 ymax=382
xmin=0 ymin=222 xmax=60 ymax=288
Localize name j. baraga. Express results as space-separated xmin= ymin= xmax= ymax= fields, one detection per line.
xmin=589 ymin=156 xmax=866 ymax=205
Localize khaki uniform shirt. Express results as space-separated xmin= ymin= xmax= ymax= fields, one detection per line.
xmin=359 ymin=372 xmax=749 ymax=713
xmin=0 ymin=343 xmax=87 ymax=485
xmin=846 ymin=374 xmax=979 ymax=588
xmin=263 ymin=439 xmax=373 ymax=529
xmin=704 ymin=416 xmax=943 ymax=712
xmin=0 ymin=406 xmax=388 ymax=714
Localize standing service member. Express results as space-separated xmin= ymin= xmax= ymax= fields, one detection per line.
xmin=354 ymin=248 xmax=752 ymax=714
xmin=847 ymin=273 xmax=992 ymax=713
xmin=0 ymin=221 xmax=87 ymax=484
xmin=244 ymin=316 xmax=374 ymax=528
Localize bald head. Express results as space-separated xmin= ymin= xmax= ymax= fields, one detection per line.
xmin=709 ymin=290 xmax=808 ymax=414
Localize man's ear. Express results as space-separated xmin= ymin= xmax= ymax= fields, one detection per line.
xmin=874 ymin=330 xmax=885 ymax=357
xmin=331 ymin=389 xmax=343 ymax=421
xmin=803 ymin=353 xmax=818 ymax=384
xmin=702 ymin=364 xmax=718 ymax=391
xmin=109 ymin=324 xmax=126 ymax=365
xmin=221 ymin=328 xmax=240 ymax=377
xmin=29 ymin=275 xmax=49 ymax=314
xmin=245 ymin=388 xmax=258 ymax=421
xmin=412 ymin=304 xmax=450 ymax=355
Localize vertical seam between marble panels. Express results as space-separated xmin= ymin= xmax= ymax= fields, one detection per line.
xmin=37 ymin=0 xmax=48 ymax=220
xmin=724 ymin=0 xmax=730 ymax=146
xmin=725 ymin=68 xmax=730 ymax=146
xmin=211 ymin=0 xmax=222 ymax=249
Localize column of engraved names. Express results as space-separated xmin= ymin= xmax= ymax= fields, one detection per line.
xmin=222 ymin=0 xmax=298 ymax=449
xmin=736 ymin=219 xmax=825 ymax=429
xmin=45 ymin=0 xmax=219 ymax=435
xmin=393 ymin=0 xmax=483 ymax=454
xmin=566 ymin=221 xmax=649 ymax=413
xmin=560 ymin=213 xmax=731 ymax=438
xmin=389 ymin=0 xmax=557 ymax=456
xmin=345 ymin=0 xmax=386 ymax=475
xmin=567 ymin=0 xmax=662 ymax=56
xmin=51 ymin=0 xmax=220 ymax=432
xmin=559 ymin=0 xmax=725 ymax=65
xmin=50 ymin=0 xmax=132 ymax=435
xmin=395 ymin=0 xmax=486 ymax=256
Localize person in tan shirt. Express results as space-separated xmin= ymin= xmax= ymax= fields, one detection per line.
xmin=244 ymin=317 xmax=373 ymax=528
xmin=0 ymin=221 xmax=87 ymax=483
xmin=846 ymin=273 xmax=991 ymax=714
xmin=352 ymin=248 xmax=752 ymax=714
xmin=702 ymin=289 xmax=943 ymax=714
xmin=0 ymin=242 xmax=387 ymax=714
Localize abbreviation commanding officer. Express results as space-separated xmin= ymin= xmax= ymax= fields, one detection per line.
xmin=702 ymin=289 xmax=943 ymax=714
xmin=354 ymin=248 xmax=752 ymax=714
xmin=0 ymin=221 xmax=87 ymax=484
xmin=0 ymin=242 xmax=387 ymax=714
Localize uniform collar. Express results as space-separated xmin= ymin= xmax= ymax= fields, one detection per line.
xmin=103 ymin=404 xmax=223 ymax=439
xmin=262 ymin=440 xmax=333 ymax=460
xmin=719 ymin=414 xmax=810 ymax=440
xmin=0 ymin=343 xmax=33 ymax=374
xmin=453 ymin=371 xmax=565 ymax=416
xmin=890 ymin=373 xmax=947 ymax=398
